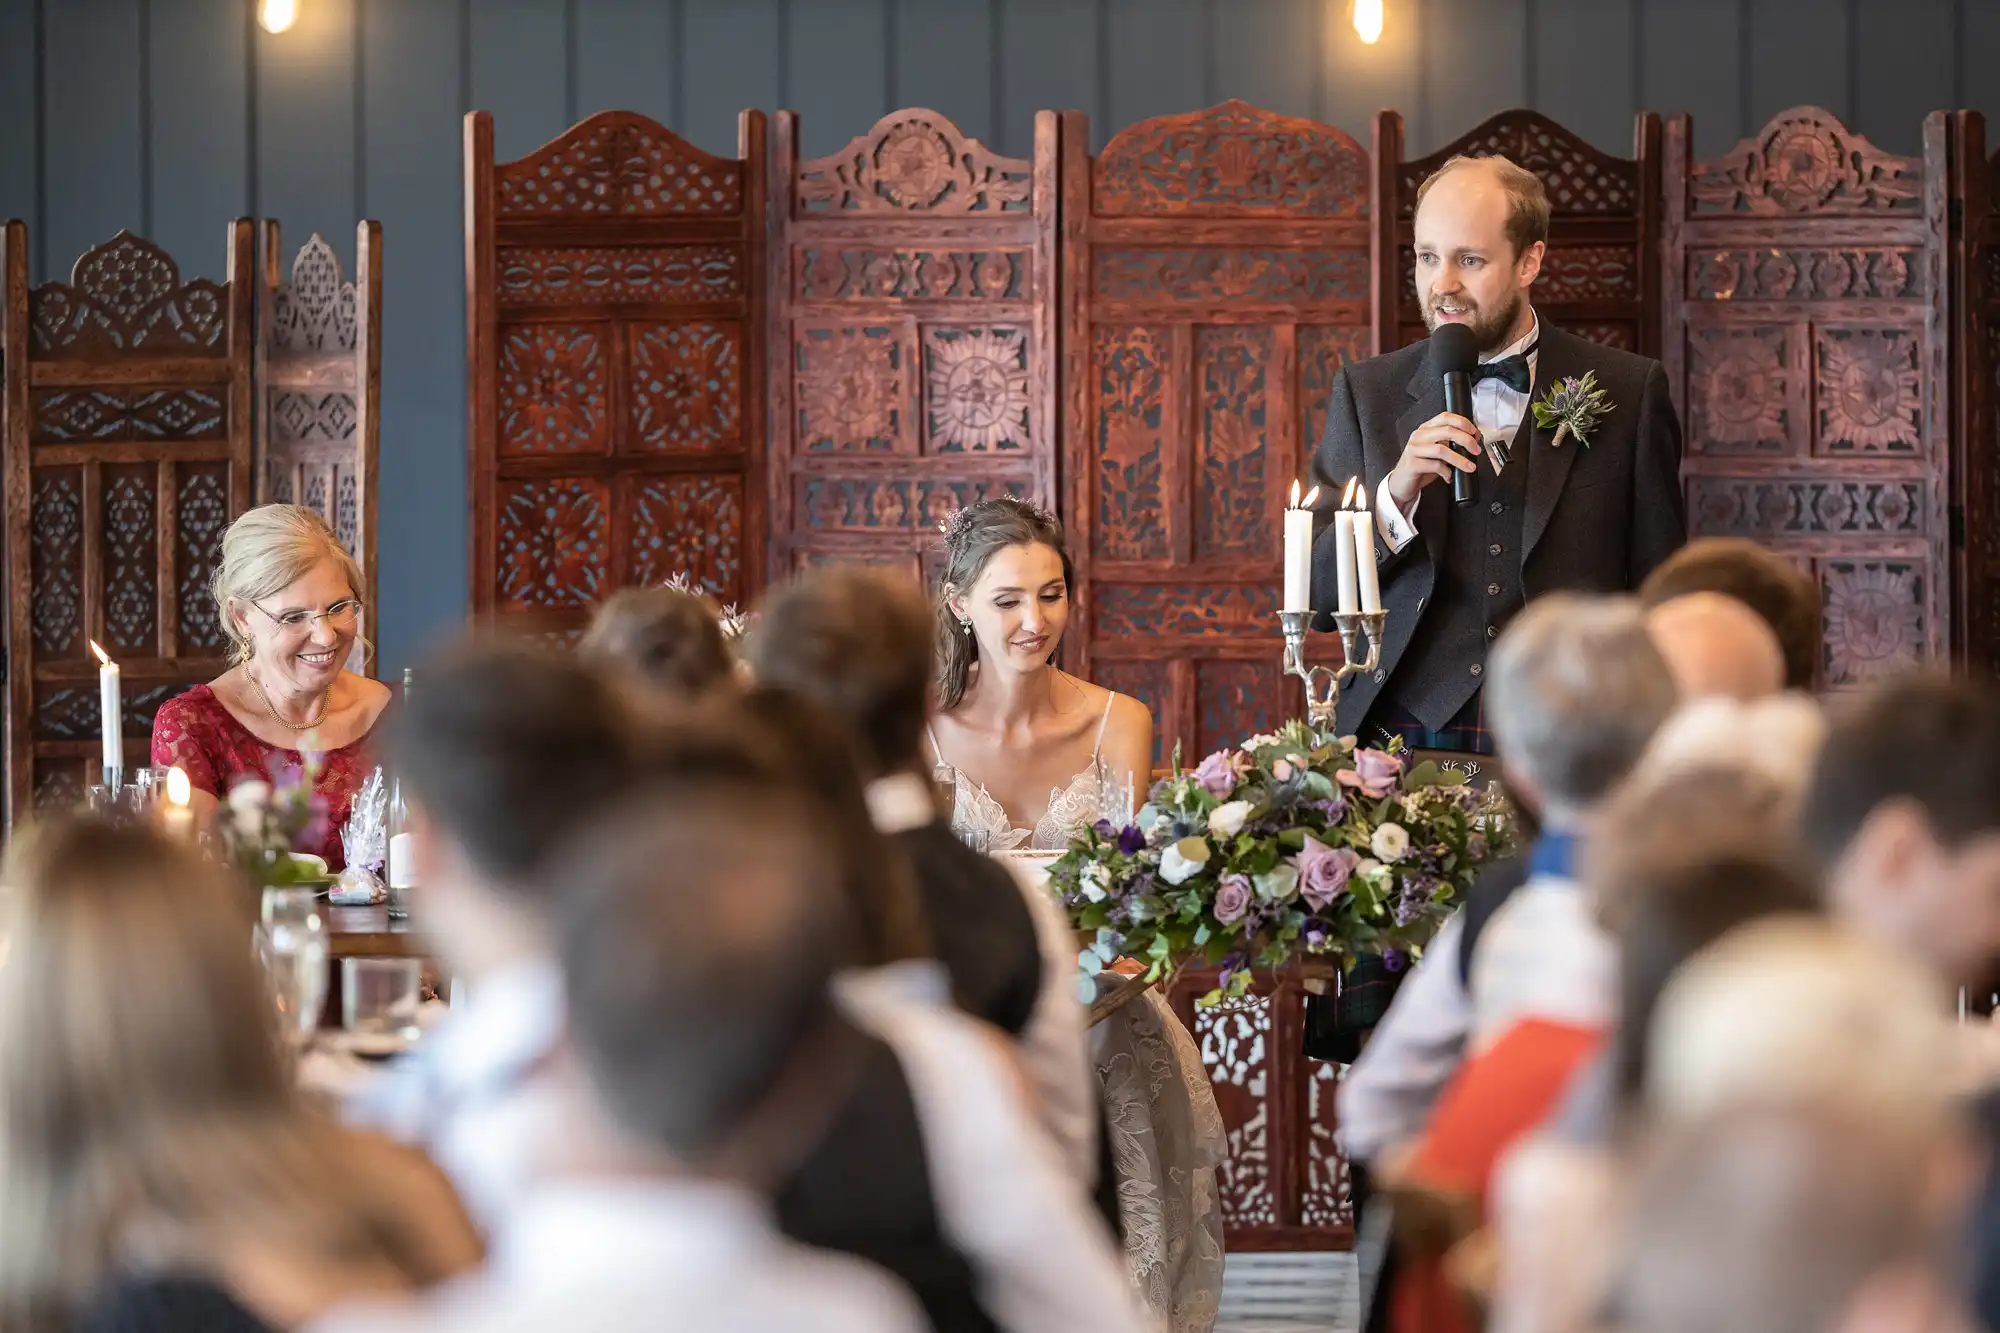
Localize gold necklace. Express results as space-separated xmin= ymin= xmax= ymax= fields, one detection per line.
xmin=248 ymin=670 xmax=330 ymax=732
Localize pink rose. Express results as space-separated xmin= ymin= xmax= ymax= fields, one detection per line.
xmin=1294 ymin=836 xmax=1361 ymax=912
xmin=1193 ymin=748 xmax=1246 ymax=798
xmin=1214 ymin=873 xmax=1253 ymax=925
xmin=1337 ymin=747 xmax=1404 ymax=799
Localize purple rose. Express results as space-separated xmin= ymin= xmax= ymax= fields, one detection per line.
xmin=1116 ymin=824 xmax=1147 ymax=855
xmin=1294 ymin=835 xmax=1361 ymax=911
xmin=1337 ymin=747 xmax=1404 ymax=799
xmin=1193 ymin=748 xmax=1246 ymax=798
xmin=1214 ymin=873 xmax=1253 ymax=925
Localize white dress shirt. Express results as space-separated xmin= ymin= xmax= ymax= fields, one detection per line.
xmin=343 ymin=960 xmax=567 ymax=1234
xmin=1376 ymin=312 xmax=1542 ymax=553
xmin=1468 ymin=865 xmax=1616 ymax=1055
xmin=309 ymin=1179 xmax=926 ymax=1333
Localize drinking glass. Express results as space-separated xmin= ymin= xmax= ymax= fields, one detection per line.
xmin=341 ymin=958 xmax=422 ymax=1042
xmin=258 ymin=887 xmax=328 ymax=1047
xmin=1096 ymin=762 xmax=1136 ymax=829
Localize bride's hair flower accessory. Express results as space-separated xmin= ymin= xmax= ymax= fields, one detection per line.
xmin=937 ymin=497 xmax=1060 ymax=550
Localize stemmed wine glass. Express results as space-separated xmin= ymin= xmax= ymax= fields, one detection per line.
xmin=257 ymin=887 xmax=328 ymax=1048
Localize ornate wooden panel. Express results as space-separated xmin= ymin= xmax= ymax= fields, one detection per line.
xmin=1162 ymin=969 xmax=1352 ymax=1249
xmin=1059 ymin=102 xmax=1374 ymax=779
xmin=1 ymin=222 xmax=255 ymax=824
xmin=1060 ymin=102 xmax=1372 ymax=1253
xmin=770 ymin=108 xmax=1056 ymax=582
xmin=1666 ymin=108 xmax=1951 ymax=687
xmin=465 ymin=110 xmax=767 ymax=638
xmin=256 ymin=222 xmax=380 ymax=671
xmin=1383 ymin=109 xmax=1663 ymax=354
xmin=1951 ymin=115 xmax=2000 ymax=679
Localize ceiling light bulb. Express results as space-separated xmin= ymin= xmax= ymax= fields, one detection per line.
xmin=1353 ymin=0 xmax=1384 ymax=44
xmin=259 ymin=0 xmax=297 ymax=35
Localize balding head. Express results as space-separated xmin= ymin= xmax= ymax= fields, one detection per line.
xmin=1645 ymin=592 xmax=1785 ymax=701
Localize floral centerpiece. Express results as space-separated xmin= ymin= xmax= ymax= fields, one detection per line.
xmin=1047 ymin=722 xmax=1511 ymax=1005
xmin=215 ymin=747 xmax=332 ymax=891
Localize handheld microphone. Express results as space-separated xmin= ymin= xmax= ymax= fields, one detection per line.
xmin=1428 ymin=322 xmax=1479 ymax=508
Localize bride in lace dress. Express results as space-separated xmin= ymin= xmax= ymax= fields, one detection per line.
xmin=931 ymin=499 xmax=1226 ymax=1333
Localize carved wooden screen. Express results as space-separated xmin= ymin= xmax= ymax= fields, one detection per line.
xmin=1951 ymin=114 xmax=2000 ymax=678
xmin=465 ymin=110 xmax=767 ymax=645
xmin=1665 ymin=108 xmax=1952 ymax=687
xmin=1 ymin=222 xmax=254 ymax=824
xmin=1058 ymin=101 xmax=1374 ymax=768
xmin=770 ymin=109 xmax=1056 ymax=584
xmin=256 ymin=221 xmax=381 ymax=669
xmin=1058 ymin=101 xmax=1373 ymax=1250
xmin=1382 ymin=109 xmax=1662 ymax=353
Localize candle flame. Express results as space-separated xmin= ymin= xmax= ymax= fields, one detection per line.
xmin=166 ymin=765 xmax=191 ymax=807
xmin=1342 ymin=477 xmax=1360 ymax=508
xmin=1302 ymin=485 xmax=1320 ymax=509
xmin=88 ymin=640 xmax=111 ymax=666
xmin=1288 ymin=479 xmax=1301 ymax=508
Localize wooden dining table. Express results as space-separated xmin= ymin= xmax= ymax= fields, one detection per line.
xmin=322 ymin=903 xmax=428 ymax=959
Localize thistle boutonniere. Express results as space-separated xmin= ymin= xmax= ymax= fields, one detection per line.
xmin=1531 ymin=372 xmax=1614 ymax=449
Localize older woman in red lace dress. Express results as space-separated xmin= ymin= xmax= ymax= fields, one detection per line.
xmin=151 ymin=505 xmax=391 ymax=870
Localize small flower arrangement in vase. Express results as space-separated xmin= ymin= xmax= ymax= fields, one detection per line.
xmin=1047 ymin=721 xmax=1513 ymax=1006
xmin=215 ymin=749 xmax=333 ymax=891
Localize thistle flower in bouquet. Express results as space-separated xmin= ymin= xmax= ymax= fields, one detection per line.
xmin=1047 ymin=721 xmax=1513 ymax=1005
xmin=215 ymin=745 xmax=330 ymax=890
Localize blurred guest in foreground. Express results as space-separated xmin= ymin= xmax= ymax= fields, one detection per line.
xmin=1372 ymin=596 xmax=1675 ymax=1333
xmin=745 ymin=567 xmax=1098 ymax=1182
xmin=1801 ymin=674 xmax=2000 ymax=994
xmin=1485 ymin=846 xmax=1821 ymax=1333
xmin=0 ymin=818 xmax=478 ymax=1333
xmin=578 ymin=584 xmax=738 ymax=699
xmin=1610 ymin=1103 xmax=1977 ymax=1333
xmin=316 ymin=776 xmax=928 ymax=1333
xmin=348 ymin=643 xmax=658 ymax=1230
xmin=152 ymin=505 xmax=389 ymax=870
xmin=1641 ymin=591 xmax=1786 ymax=701
xmin=1638 ymin=536 xmax=1821 ymax=692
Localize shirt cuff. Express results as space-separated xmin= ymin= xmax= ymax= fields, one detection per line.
xmin=1374 ymin=477 xmax=1419 ymax=554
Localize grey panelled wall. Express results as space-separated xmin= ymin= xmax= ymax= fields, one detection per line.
xmin=6 ymin=0 xmax=1999 ymax=672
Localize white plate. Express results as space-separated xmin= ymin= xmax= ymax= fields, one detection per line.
xmin=322 ymin=1029 xmax=419 ymax=1060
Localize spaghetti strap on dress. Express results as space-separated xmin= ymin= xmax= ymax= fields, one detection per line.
xmin=930 ymin=695 xmax=1118 ymax=852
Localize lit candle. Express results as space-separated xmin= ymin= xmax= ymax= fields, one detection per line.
xmin=1282 ymin=480 xmax=1317 ymax=613
xmin=1333 ymin=478 xmax=1360 ymax=614
xmin=163 ymin=765 xmax=194 ymax=841
xmin=1353 ymin=492 xmax=1383 ymax=614
xmin=89 ymin=641 xmax=121 ymax=783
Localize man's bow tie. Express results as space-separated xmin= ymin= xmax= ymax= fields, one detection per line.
xmin=1468 ymin=345 xmax=1536 ymax=395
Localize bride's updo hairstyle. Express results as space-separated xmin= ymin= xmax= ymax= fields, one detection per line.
xmin=934 ymin=497 xmax=1072 ymax=710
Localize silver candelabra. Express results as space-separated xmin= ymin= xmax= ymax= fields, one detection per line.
xmin=1278 ymin=609 xmax=1386 ymax=732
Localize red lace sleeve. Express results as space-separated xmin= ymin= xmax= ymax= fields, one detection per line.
xmin=150 ymin=689 xmax=224 ymax=797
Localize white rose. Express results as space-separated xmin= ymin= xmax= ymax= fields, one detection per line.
xmin=1207 ymin=800 xmax=1253 ymax=838
xmin=1079 ymin=861 xmax=1112 ymax=903
xmin=227 ymin=779 xmax=271 ymax=813
xmin=1370 ymin=822 xmax=1411 ymax=861
xmin=1159 ymin=838 xmax=1210 ymax=885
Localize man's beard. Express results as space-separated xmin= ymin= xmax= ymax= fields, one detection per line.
xmin=1422 ymin=288 xmax=1523 ymax=353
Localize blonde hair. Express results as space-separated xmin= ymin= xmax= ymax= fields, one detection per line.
xmin=211 ymin=504 xmax=367 ymax=665
xmin=0 ymin=818 xmax=470 ymax=1331
xmin=1646 ymin=917 xmax=1955 ymax=1131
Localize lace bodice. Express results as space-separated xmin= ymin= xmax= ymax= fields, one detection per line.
xmin=930 ymin=697 xmax=1119 ymax=852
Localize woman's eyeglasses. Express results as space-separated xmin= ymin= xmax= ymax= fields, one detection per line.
xmin=251 ymin=598 xmax=362 ymax=632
